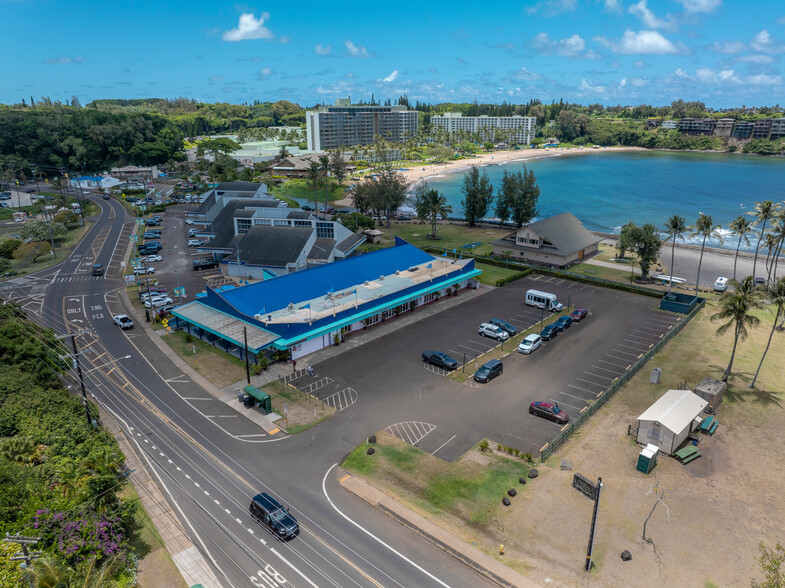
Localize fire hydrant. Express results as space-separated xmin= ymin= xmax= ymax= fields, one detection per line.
xmin=499 ymin=544 xmax=504 ymax=556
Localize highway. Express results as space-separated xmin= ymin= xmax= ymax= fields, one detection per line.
xmin=0 ymin=197 xmax=496 ymax=588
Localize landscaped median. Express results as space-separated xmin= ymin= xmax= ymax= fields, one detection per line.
xmin=259 ymin=379 xmax=335 ymax=434
xmin=449 ymin=310 xmax=571 ymax=383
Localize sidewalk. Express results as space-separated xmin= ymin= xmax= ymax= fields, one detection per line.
xmin=584 ymin=257 xmax=642 ymax=275
xmin=337 ymin=468 xmax=540 ymax=588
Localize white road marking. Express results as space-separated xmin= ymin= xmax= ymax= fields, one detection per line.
xmin=431 ymin=435 xmax=456 ymax=455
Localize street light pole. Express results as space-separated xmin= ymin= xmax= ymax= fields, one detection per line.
xmin=69 ymin=334 xmax=93 ymax=427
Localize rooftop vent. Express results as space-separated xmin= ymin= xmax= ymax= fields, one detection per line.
xmin=288 ymin=303 xmax=294 ymax=310
xmin=364 ymin=281 xmax=369 ymax=286
xmin=395 ymin=270 xmax=400 ymax=275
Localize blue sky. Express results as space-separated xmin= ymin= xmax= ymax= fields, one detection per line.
xmin=3 ymin=0 xmax=785 ymax=108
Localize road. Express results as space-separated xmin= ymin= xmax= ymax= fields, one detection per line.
xmin=0 ymin=196 xmax=496 ymax=588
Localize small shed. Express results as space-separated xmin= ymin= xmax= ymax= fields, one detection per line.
xmin=693 ymin=377 xmax=725 ymax=414
xmin=243 ymin=385 xmax=272 ymax=414
xmin=636 ymin=390 xmax=708 ymax=455
xmin=363 ymin=229 xmax=384 ymax=244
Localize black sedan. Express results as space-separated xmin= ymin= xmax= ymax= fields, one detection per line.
xmin=540 ymin=324 xmax=559 ymax=341
xmin=421 ymin=350 xmax=458 ymax=371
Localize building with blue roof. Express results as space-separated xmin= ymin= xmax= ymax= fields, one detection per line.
xmin=172 ymin=237 xmax=481 ymax=360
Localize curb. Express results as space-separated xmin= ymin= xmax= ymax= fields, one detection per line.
xmin=338 ymin=468 xmax=539 ymax=588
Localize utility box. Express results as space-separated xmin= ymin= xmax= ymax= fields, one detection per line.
xmin=650 ymin=367 xmax=662 ymax=385
xmin=244 ymin=385 xmax=272 ymax=414
xmin=693 ymin=377 xmax=725 ymax=414
xmin=636 ymin=444 xmax=659 ymax=474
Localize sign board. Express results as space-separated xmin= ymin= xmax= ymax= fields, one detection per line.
xmin=124 ymin=275 xmax=136 ymax=285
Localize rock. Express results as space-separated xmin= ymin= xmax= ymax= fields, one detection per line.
xmin=366 ymin=447 xmax=375 ymax=455
xmin=507 ymin=488 xmax=517 ymax=497
xmin=528 ymin=469 xmax=539 ymax=479
xmin=502 ymin=496 xmax=511 ymax=506
xmin=621 ymin=550 xmax=632 ymax=561
xmin=519 ymin=477 xmax=527 ymax=484
xmin=368 ymin=434 xmax=377 ymax=444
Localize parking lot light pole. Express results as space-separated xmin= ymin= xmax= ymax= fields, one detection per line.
xmin=568 ymin=295 xmax=572 ymax=310
xmin=540 ymin=307 xmax=544 ymax=326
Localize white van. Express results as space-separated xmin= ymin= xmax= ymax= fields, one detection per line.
xmin=525 ymin=289 xmax=564 ymax=312
xmin=713 ymin=277 xmax=728 ymax=292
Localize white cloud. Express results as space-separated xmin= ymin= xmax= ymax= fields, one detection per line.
xmin=596 ymin=29 xmax=680 ymax=54
xmin=208 ymin=76 xmax=225 ymax=82
xmin=598 ymin=0 xmax=623 ymax=13
xmin=694 ymin=68 xmax=740 ymax=84
xmin=532 ymin=32 xmax=586 ymax=56
xmin=747 ymin=73 xmax=782 ymax=85
xmin=382 ymin=70 xmax=399 ymax=83
xmin=734 ymin=54 xmax=774 ymax=64
xmin=633 ymin=60 xmax=647 ymax=68
xmin=315 ymin=44 xmax=332 ymax=55
xmin=527 ymin=0 xmax=577 ymax=16
xmin=512 ymin=66 xmax=541 ymax=81
xmin=675 ymin=0 xmax=721 ymax=13
xmin=43 ymin=56 xmax=84 ymax=64
xmin=223 ymin=13 xmax=275 ymax=42
xmin=257 ymin=67 xmax=272 ymax=79
xmin=344 ymin=39 xmax=371 ymax=58
xmin=279 ymin=35 xmax=291 ymax=44
xmin=751 ymin=30 xmax=785 ymax=54
xmin=708 ymin=40 xmax=745 ymax=54
xmin=628 ymin=1 xmax=675 ymax=30
xmin=578 ymin=79 xmax=607 ymax=93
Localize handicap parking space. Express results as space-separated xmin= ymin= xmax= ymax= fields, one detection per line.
xmin=311 ymin=275 xmax=686 ymax=461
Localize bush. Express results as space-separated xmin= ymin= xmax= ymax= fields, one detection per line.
xmin=13 ymin=241 xmax=51 ymax=262
xmin=0 ymin=239 xmax=22 ymax=259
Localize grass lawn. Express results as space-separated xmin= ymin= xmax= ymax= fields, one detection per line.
xmin=271 ymin=179 xmax=347 ymax=204
xmin=473 ymin=261 xmax=525 ymax=286
xmin=260 ymin=379 xmax=335 ymax=434
xmin=161 ymin=330 xmax=247 ymax=388
xmin=119 ymin=485 xmax=187 ymax=588
xmin=569 ymin=260 xmax=637 ymax=283
xmin=2 ymin=221 xmax=94 ymax=274
xmin=343 ymin=433 xmax=532 ymax=529
xmin=362 ymin=222 xmax=509 ymax=257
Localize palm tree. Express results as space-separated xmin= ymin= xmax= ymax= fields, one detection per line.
xmin=750 ymin=276 xmax=785 ymax=389
xmin=278 ymin=145 xmax=289 ymax=160
xmin=763 ymin=231 xmax=779 ymax=284
xmin=748 ymin=200 xmax=775 ymax=281
xmin=414 ymin=186 xmax=452 ymax=239
xmin=318 ymin=154 xmax=330 ymax=211
xmin=729 ymin=215 xmax=755 ymax=281
xmin=664 ymin=215 xmax=687 ymax=294
xmin=711 ymin=276 xmax=761 ymax=382
xmin=306 ymin=161 xmax=320 ymax=212
xmin=691 ymin=213 xmax=723 ymax=296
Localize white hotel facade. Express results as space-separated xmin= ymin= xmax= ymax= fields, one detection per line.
xmin=430 ymin=112 xmax=537 ymax=145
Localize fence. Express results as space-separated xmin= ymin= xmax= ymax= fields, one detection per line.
xmin=539 ymin=297 xmax=706 ymax=463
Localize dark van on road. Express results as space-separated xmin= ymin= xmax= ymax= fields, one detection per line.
xmin=474 ymin=359 xmax=503 ymax=383
xmin=249 ymin=492 xmax=299 ymax=540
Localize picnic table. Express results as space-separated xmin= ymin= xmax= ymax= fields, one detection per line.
xmin=461 ymin=241 xmax=482 ymax=250
xmin=674 ymin=444 xmax=702 ymax=464
xmin=699 ymin=416 xmax=719 ymax=435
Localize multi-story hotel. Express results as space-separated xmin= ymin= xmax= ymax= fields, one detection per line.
xmin=430 ymin=112 xmax=536 ymax=145
xmin=305 ymin=98 xmax=419 ymax=151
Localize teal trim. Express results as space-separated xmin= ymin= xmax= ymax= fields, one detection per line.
xmin=272 ymin=269 xmax=482 ymax=349
xmin=171 ymin=304 xmax=276 ymax=353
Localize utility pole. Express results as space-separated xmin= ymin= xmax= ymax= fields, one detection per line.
xmin=243 ymin=327 xmax=251 ymax=385
xmin=69 ymin=333 xmax=93 ymax=428
xmin=4 ymin=533 xmax=42 ymax=588
xmin=585 ymin=476 xmax=603 ymax=572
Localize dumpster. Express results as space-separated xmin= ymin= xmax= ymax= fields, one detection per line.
xmin=244 ymin=385 xmax=272 ymax=414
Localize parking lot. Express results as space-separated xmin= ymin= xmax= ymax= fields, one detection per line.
xmin=298 ymin=275 xmax=683 ymax=462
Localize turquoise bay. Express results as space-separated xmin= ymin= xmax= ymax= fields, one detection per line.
xmin=423 ymin=150 xmax=785 ymax=250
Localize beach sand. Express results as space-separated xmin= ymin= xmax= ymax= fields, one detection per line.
xmin=332 ymin=146 xmax=646 ymax=207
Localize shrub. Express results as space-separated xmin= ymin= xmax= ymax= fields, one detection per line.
xmin=0 ymin=239 xmax=22 ymax=259
xmin=479 ymin=440 xmax=489 ymax=452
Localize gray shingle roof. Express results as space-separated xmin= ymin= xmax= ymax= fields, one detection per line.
xmin=492 ymin=212 xmax=601 ymax=257
xmin=336 ymin=233 xmax=367 ymax=253
xmin=307 ymin=238 xmax=335 ymax=260
xmin=287 ymin=211 xmax=313 ymax=220
xmin=237 ymin=226 xmax=314 ymax=267
xmin=216 ymin=182 xmax=263 ymax=192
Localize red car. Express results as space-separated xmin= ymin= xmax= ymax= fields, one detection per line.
xmin=529 ymin=401 xmax=569 ymax=424
xmin=570 ymin=308 xmax=588 ymax=322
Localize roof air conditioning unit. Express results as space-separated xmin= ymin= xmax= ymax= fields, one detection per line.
xmin=364 ymin=281 xmax=369 ymax=286
xmin=395 ymin=270 xmax=400 ymax=275
xmin=288 ymin=303 xmax=294 ymax=309
xmin=379 ymin=276 xmax=384 ymax=281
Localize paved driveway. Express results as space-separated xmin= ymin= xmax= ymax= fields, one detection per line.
xmin=296 ymin=275 xmax=682 ymax=462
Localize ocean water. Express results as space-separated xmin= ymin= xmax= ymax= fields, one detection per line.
xmin=422 ymin=150 xmax=785 ymax=251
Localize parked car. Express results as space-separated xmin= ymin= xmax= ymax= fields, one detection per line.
xmin=554 ymin=315 xmax=573 ymax=331
xmin=518 ymin=334 xmax=542 ymax=354
xmin=529 ymin=401 xmax=569 ymax=424
xmin=188 ymin=239 xmax=204 ymax=247
xmin=112 ymin=314 xmax=134 ymax=329
xmin=249 ymin=492 xmax=299 ymax=540
xmin=320 ymin=207 xmax=336 ymax=215
xmin=478 ymin=323 xmax=509 ymax=341
xmin=192 ymin=259 xmax=219 ymax=271
xmin=489 ymin=318 xmax=517 ymax=337
xmin=754 ymin=277 xmax=766 ymax=287
xmin=126 ymin=197 xmax=140 ymax=203
xmin=421 ymin=350 xmax=458 ymax=371
xmin=143 ymin=254 xmax=163 ymax=263
xmin=0 ymin=202 xmax=8 ymax=208
xmin=143 ymin=231 xmax=161 ymax=239
xmin=133 ymin=266 xmax=155 ymax=275
xmin=144 ymin=296 xmax=173 ymax=308
xmin=0 ymin=192 xmax=12 ymax=200
xmin=473 ymin=359 xmax=503 ymax=383
xmin=397 ymin=214 xmax=413 ymax=221
xmin=145 ymin=219 xmax=161 ymax=227
xmin=301 ymin=205 xmax=313 ymax=211
xmin=137 ymin=245 xmax=161 ymax=255
xmin=91 ymin=263 xmax=104 ymax=276
xmin=540 ymin=324 xmax=559 ymax=341
xmin=158 ymin=305 xmax=177 ymax=317
xmin=188 ymin=228 xmax=199 ymax=236
xmin=570 ymin=308 xmax=588 ymax=322
xmin=713 ymin=277 xmax=729 ymax=292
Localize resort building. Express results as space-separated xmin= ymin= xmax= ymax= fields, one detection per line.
xmin=172 ymin=238 xmax=481 ymax=360
xmin=271 ymin=152 xmax=355 ymax=179
xmin=713 ymin=119 xmax=735 ymax=138
xmin=678 ymin=118 xmax=716 ymax=135
xmin=430 ymin=113 xmax=536 ymax=145
xmin=731 ymin=121 xmax=753 ymax=139
xmin=770 ymin=118 xmax=785 ymax=140
xmin=305 ymin=98 xmax=419 ymax=151
xmin=661 ymin=120 xmax=679 ymax=130
xmin=752 ymin=119 xmax=773 ymax=139
xmin=492 ymin=212 xmax=601 ymax=269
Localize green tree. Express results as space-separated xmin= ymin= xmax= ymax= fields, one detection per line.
xmin=306 ymin=161 xmax=321 ymax=212
xmin=195 ymin=137 xmax=242 ymax=161
xmin=0 ymin=258 xmax=11 ymax=274
xmin=330 ymin=149 xmax=347 ymax=184
xmin=319 ymin=153 xmax=331 ymax=209
xmin=413 ymin=183 xmax=452 ymax=239
xmin=278 ymin=145 xmax=290 ymax=160
xmin=460 ymin=166 xmax=494 ymax=227
xmin=630 ymin=223 xmax=661 ymax=279
xmin=12 ymin=241 xmax=51 ymax=263
xmin=750 ymin=276 xmax=785 ymax=389
xmin=495 ymin=170 xmax=516 ymax=228
xmin=748 ymin=200 xmax=776 ymax=282
xmin=335 ymin=212 xmax=374 ymax=232
xmin=510 ymin=164 xmax=540 ymax=228
xmin=754 ymin=542 xmax=785 ymax=588
xmin=617 ymin=221 xmax=636 ymax=259
xmin=711 ymin=277 xmax=761 ymax=382
xmin=664 ymin=215 xmax=687 ymax=293
xmin=729 ymin=215 xmax=755 ymax=281
xmin=691 ymin=213 xmax=723 ymax=296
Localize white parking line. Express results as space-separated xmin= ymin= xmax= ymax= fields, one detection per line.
xmin=568 ymin=383 xmax=599 ymax=394
xmin=583 ymin=371 xmax=613 ymax=381
xmin=550 ymin=398 xmax=580 ymax=411
xmin=576 ymin=377 xmax=606 ymax=388
xmin=603 ymin=355 xmax=632 ymax=364
xmin=431 ymin=435 xmax=456 ymax=456
xmin=556 ymin=389 xmax=592 ymax=402
xmin=612 ymin=346 xmax=642 ymax=355
xmin=591 ymin=365 xmax=622 ymax=375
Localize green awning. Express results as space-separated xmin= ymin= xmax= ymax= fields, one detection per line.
xmin=244 ymin=385 xmax=270 ymax=403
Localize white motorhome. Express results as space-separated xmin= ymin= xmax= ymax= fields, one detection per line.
xmin=525 ymin=289 xmax=564 ymax=312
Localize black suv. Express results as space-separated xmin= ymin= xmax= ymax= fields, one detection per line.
xmin=421 ymin=350 xmax=458 ymax=371
xmin=489 ymin=318 xmax=517 ymax=337
xmin=138 ymin=244 xmax=162 ymax=255
xmin=193 ymin=259 xmax=219 ymax=271
xmin=249 ymin=493 xmax=299 ymax=540
xmin=474 ymin=359 xmax=503 ymax=383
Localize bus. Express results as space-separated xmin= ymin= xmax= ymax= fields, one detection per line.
xmin=525 ymin=289 xmax=564 ymax=312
